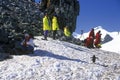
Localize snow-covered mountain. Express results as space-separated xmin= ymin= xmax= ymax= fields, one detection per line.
xmin=0 ymin=36 xmax=120 ymax=80
xmin=73 ymin=26 xmax=120 ymax=54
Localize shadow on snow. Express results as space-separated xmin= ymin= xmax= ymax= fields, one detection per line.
xmin=29 ymin=49 xmax=88 ymax=63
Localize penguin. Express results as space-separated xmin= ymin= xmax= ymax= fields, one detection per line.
xmin=91 ymin=55 xmax=98 ymax=63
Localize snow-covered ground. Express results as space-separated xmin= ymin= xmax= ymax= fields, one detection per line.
xmin=0 ymin=36 xmax=120 ymax=80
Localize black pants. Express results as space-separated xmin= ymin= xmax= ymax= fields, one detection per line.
xmin=53 ymin=30 xmax=57 ymax=39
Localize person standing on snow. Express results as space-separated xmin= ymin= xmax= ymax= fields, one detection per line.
xmin=52 ymin=14 xmax=59 ymax=40
xmin=94 ymin=30 xmax=102 ymax=48
xmin=88 ymin=28 xmax=95 ymax=48
xmin=42 ymin=12 xmax=51 ymax=40
xmin=84 ymin=28 xmax=95 ymax=48
xmin=89 ymin=28 xmax=95 ymax=39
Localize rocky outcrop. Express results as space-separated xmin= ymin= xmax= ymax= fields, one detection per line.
xmin=0 ymin=0 xmax=80 ymax=53
xmin=0 ymin=0 xmax=43 ymax=43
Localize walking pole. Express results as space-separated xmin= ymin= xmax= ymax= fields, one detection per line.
xmin=79 ymin=30 xmax=84 ymax=40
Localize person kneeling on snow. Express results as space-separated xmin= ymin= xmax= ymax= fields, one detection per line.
xmin=62 ymin=26 xmax=73 ymax=41
xmin=14 ymin=33 xmax=34 ymax=55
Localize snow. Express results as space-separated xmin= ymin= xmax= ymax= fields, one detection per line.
xmin=0 ymin=36 xmax=120 ymax=80
xmin=101 ymin=32 xmax=120 ymax=54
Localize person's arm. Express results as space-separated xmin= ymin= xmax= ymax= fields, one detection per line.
xmin=21 ymin=39 xmax=27 ymax=47
xmin=26 ymin=39 xmax=34 ymax=47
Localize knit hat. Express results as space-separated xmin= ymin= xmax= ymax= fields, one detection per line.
xmin=25 ymin=33 xmax=29 ymax=37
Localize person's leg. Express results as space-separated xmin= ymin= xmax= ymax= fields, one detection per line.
xmin=90 ymin=37 xmax=94 ymax=48
xmin=26 ymin=46 xmax=34 ymax=54
xmin=15 ymin=42 xmax=27 ymax=55
xmin=53 ymin=30 xmax=57 ymax=39
xmin=53 ymin=30 xmax=55 ymax=39
xmin=44 ymin=30 xmax=48 ymax=40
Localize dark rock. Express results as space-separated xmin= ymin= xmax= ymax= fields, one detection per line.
xmin=0 ymin=53 xmax=13 ymax=61
xmin=102 ymin=34 xmax=113 ymax=44
xmin=71 ymin=38 xmax=82 ymax=45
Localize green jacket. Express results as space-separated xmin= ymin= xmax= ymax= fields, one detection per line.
xmin=52 ymin=16 xmax=59 ymax=30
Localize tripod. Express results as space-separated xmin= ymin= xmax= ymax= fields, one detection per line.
xmin=79 ymin=30 xmax=85 ymax=40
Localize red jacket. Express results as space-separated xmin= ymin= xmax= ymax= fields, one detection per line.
xmin=85 ymin=37 xmax=94 ymax=48
xmin=89 ymin=29 xmax=95 ymax=39
xmin=94 ymin=32 xmax=101 ymax=45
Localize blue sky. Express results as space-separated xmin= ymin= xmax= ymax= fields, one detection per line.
xmin=35 ymin=0 xmax=120 ymax=33
xmin=76 ymin=0 xmax=120 ymax=33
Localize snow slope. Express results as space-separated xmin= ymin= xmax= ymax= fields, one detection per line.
xmin=0 ymin=36 xmax=120 ymax=80
xmin=101 ymin=32 xmax=120 ymax=54
xmin=73 ymin=26 xmax=120 ymax=54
